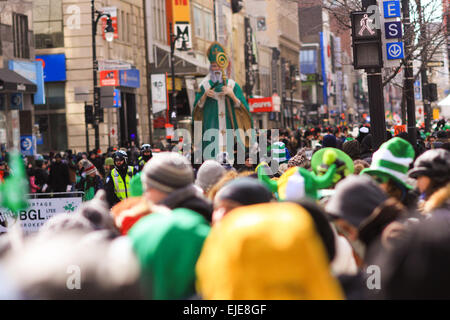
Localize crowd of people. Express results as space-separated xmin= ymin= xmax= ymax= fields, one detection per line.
xmin=0 ymin=118 xmax=449 ymax=300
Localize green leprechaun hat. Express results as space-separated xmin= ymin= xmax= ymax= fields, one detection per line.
xmin=311 ymin=147 xmax=354 ymax=177
xmin=207 ymin=42 xmax=226 ymax=63
xmin=361 ymin=137 xmax=415 ymax=189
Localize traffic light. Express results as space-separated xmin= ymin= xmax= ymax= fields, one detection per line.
xmin=351 ymin=11 xmax=383 ymax=69
xmin=85 ymin=104 xmax=94 ymax=124
xmin=231 ymin=0 xmax=243 ymax=13
xmin=427 ymin=83 xmax=438 ymax=102
xmin=95 ymin=106 xmax=104 ymax=123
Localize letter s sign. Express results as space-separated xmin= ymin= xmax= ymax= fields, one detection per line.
xmin=384 ymin=21 xmax=402 ymax=39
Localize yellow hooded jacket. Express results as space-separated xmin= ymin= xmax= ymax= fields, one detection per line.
xmin=196 ymin=202 xmax=344 ymax=300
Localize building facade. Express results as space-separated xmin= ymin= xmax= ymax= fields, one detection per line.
xmin=34 ymin=0 xmax=148 ymax=153
xmin=0 ymin=1 xmax=43 ymax=152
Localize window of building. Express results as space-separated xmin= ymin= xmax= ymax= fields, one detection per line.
xmin=121 ymin=10 xmax=125 ymax=42
xmin=193 ymin=6 xmax=204 ymax=38
xmin=13 ymin=13 xmax=30 ymax=58
xmin=193 ymin=5 xmax=214 ymax=41
xmin=127 ymin=12 xmax=131 ymax=43
xmin=151 ymin=0 xmax=167 ymax=43
xmin=300 ymin=49 xmax=317 ymax=74
xmin=34 ymin=0 xmax=63 ymax=49
xmin=35 ymin=82 xmax=68 ymax=152
xmin=204 ymin=11 xmax=214 ymax=41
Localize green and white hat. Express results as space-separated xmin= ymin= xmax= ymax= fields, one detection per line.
xmin=271 ymin=141 xmax=288 ymax=164
xmin=361 ymin=137 xmax=415 ymax=189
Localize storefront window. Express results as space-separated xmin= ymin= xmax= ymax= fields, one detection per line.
xmin=34 ymin=0 xmax=64 ymax=48
xmin=35 ymin=82 xmax=67 ymax=152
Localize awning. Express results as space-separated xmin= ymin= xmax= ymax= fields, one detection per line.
xmin=150 ymin=43 xmax=209 ymax=76
xmin=0 ymin=69 xmax=37 ymax=93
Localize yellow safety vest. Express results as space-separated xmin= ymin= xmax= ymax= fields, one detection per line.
xmin=111 ymin=166 xmax=134 ymax=201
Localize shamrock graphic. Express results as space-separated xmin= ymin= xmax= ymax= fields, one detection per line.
xmin=64 ymin=203 xmax=76 ymax=213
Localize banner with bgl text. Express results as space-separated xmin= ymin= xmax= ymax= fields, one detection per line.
xmin=0 ymin=197 xmax=82 ymax=234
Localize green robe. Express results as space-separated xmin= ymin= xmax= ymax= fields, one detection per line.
xmin=193 ymin=76 xmax=253 ymax=160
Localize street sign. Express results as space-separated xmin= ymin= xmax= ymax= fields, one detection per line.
xmin=426 ymin=61 xmax=444 ymax=67
xmin=383 ymin=1 xmax=401 ymax=18
xmin=386 ymin=42 xmax=404 ymax=60
xmin=351 ymin=11 xmax=383 ymax=69
xmin=414 ymin=80 xmax=422 ymax=100
xmin=384 ymin=21 xmax=402 ymax=39
xmin=380 ymin=0 xmax=404 ymax=68
xmin=20 ymin=135 xmax=36 ymax=156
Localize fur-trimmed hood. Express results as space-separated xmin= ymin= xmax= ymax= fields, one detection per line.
xmin=424 ymin=183 xmax=450 ymax=213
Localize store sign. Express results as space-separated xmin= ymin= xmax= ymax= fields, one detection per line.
xmin=167 ymin=77 xmax=183 ymax=91
xmin=100 ymin=70 xmax=119 ymax=86
xmin=113 ymin=89 xmax=121 ymax=107
xmin=272 ymin=93 xmax=281 ymax=112
xmin=0 ymin=197 xmax=83 ymax=234
xmin=98 ymin=60 xmax=131 ymax=71
xmin=119 ymin=69 xmax=140 ymax=88
xmin=35 ymin=54 xmax=67 ymax=82
xmin=151 ymin=74 xmax=168 ymax=114
xmin=249 ymin=97 xmax=273 ymax=113
xmin=8 ymin=60 xmax=45 ymax=105
xmin=101 ymin=7 xmax=118 ymax=40
xmin=167 ymin=0 xmax=192 ymax=49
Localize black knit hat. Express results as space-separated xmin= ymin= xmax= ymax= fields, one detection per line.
xmin=215 ymin=177 xmax=273 ymax=206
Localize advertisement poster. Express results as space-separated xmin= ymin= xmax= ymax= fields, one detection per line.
xmin=151 ymin=74 xmax=168 ymax=114
xmin=0 ymin=197 xmax=83 ymax=234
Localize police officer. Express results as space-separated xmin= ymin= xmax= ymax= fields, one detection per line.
xmin=137 ymin=144 xmax=153 ymax=171
xmin=105 ymin=150 xmax=136 ymax=208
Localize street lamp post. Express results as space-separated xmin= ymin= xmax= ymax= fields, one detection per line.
xmin=91 ymin=0 xmax=115 ymax=151
xmin=169 ymin=22 xmax=188 ymax=129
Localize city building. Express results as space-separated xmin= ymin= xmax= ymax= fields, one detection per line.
xmin=0 ymin=1 xmax=43 ymax=152
xmin=298 ymin=2 xmax=368 ymax=126
xmin=33 ymin=0 xmax=148 ymax=153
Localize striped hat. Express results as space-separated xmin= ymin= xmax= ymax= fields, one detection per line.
xmin=361 ymin=137 xmax=415 ymax=189
xmin=271 ymin=142 xmax=288 ymax=164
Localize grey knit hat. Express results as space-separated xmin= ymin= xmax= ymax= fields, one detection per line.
xmin=141 ymin=152 xmax=194 ymax=193
xmin=195 ymin=160 xmax=226 ymax=193
xmin=325 ymin=174 xmax=388 ymax=228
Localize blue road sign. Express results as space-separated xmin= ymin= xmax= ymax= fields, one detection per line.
xmin=383 ymin=1 xmax=401 ymax=18
xmin=20 ymin=135 xmax=36 ymax=156
xmin=385 ymin=21 xmax=402 ymax=39
xmin=386 ymin=42 xmax=404 ymax=60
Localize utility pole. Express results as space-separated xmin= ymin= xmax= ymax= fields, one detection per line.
xmin=367 ymin=68 xmax=387 ymax=149
xmin=401 ymin=0 xmax=417 ymax=146
xmin=143 ymin=0 xmax=153 ymax=144
xmin=418 ymin=0 xmax=431 ymax=132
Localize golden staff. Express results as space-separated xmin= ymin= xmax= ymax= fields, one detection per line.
xmin=216 ymin=52 xmax=235 ymax=131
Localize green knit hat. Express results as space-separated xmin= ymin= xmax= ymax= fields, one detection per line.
xmin=361 ymin=137 xmax=415 ymax=189
xmin=128 ymin=208 xmax=210 ymax=300
xmin=207 ymin=42 xmax=226 ymax=63
xmin=104 ymin=157 xmax=114 ymax=166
